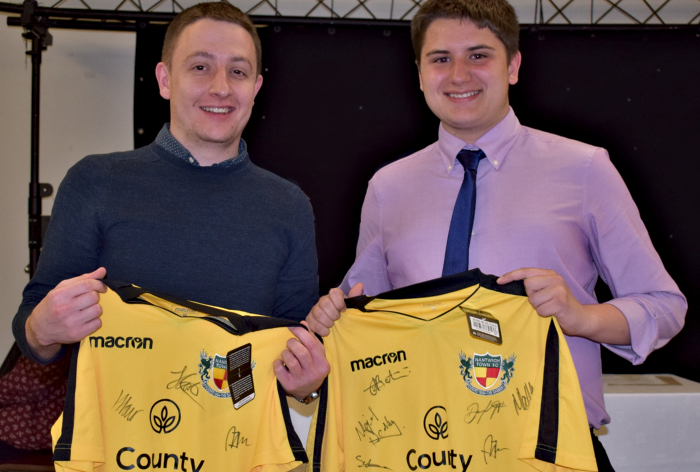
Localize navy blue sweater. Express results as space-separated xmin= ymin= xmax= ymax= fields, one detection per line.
xmin=13 ymin=140 xmax=318 ymax=364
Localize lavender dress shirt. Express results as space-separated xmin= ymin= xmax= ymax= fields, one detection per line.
xmin=341 ymin=108 xmax=686 ymax=428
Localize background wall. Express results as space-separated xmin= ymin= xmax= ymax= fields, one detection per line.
xmin=0 ymin=17 xmax=135 ymax=359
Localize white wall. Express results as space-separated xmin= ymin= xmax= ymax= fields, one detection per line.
xmin=0 ymin=17 xmax=135 ymax=360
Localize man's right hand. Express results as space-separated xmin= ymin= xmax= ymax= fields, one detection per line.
xmin=25 ymin=267 xmax=108 ymax=361
xmin=306 ymin=283 xmax=363 ymax=336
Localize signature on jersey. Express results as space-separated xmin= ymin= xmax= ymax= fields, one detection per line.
xmin=355 ymin=406 xmax=402 ymax=445
xmin=363 ymin=367 xmax=410 ymax=396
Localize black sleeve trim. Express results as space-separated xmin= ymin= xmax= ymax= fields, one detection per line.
xmin=52 ymin=343 xmax=80 ymax=461
xmin=346 ymin=269 xmax=526 ymax=310
xmin=534 ymin=319 xmax=560 ymax=463
xmin=103 ymin=280 xmax=302 ymax=334
xmin=311 ymin=377 xmax=329 ymax=472
xmin=276 ymin=380 xmax=309 ymax=464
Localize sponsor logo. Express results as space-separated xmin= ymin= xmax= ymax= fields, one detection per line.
xmin=198 ymin=350 xmax=255 ymax=399
xmin=149 ymin=399 xmax=180 ymax=434
xmin=423 ymin=406 xmax=448 ymax=440
xmin=350 ymin=350 xmax=406 ymax=372
xmin=116 ymin=447 xmax=204 ymax=471
xmin=408 ymin=407 xmax=472 ymax=470
xmin=89 ymin=336 xmax=152 ymax=349
xmin=406 ymin=449 xmax=472 ymax=471
xmin=459 ymin=351 xmax=516 ymax=395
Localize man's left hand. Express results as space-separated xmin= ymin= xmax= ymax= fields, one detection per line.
xmin=274 ymin=322 xmax=330 ymax=401
xmin=497 ymin=268 xmax=630 ymax=344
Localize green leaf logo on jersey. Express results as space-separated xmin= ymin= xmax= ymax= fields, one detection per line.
xmin=459 ymin=351 xmax=516 ymax=396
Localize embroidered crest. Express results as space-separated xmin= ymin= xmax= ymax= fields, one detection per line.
xmin=459 ymin=351 xmax=516 ymax=395
xmin=199 ymin=350 xmax=255 ymax=399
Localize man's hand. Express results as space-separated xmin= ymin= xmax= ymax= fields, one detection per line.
xmin=497 ymin=268 xmax=630 ymax=344
xmin=306 ymin=283 xmax=363 ymax=336
xmin=274 ymin=323 xmax=330 ymax=400
xmin=25 ymin=268 xmax=108 ymax=360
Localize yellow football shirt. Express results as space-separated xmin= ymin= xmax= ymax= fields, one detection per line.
xmin=307 ymin=269 xmax=597 ymax=472
xmin=52 ymin=281 xmax=307 ymax=472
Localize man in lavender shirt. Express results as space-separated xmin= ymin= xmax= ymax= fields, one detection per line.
xmin=307 ymin=0 xmax=686 ymax=466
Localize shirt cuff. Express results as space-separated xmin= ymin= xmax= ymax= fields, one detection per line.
xmin=603 ymin=298 xmax=658 ymax=365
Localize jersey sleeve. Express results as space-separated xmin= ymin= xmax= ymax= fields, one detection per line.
xmin=251 ymin=380 xmax=308 ymax=471
xmin=304 ymin=333 xmax=343 ymax=472
xmin=51 ymin=341 xmax=106 ymax=471
xmin=518 ymin=320 xmax=597 ymax=472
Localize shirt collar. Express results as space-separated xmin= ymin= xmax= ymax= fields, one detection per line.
xmin=437 ymin=107 xmax=521 ymax=174
xmin=155 ymin=123 xmax=248 ymax=168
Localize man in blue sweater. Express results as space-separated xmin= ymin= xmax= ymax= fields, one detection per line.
xmin=12 ymin=2 xmax=328 ymax=402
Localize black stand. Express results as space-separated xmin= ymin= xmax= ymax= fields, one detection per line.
xmin=20 ymin=0 xmax=53 ymax=278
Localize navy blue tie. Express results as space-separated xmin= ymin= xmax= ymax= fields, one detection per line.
xmin=442 ymin=149 xmax=486 ymax=276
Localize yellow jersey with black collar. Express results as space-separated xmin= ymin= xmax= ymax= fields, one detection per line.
xmin=307 ymin=269 xmax=596 ymax=472
xmin=51 ymin=280 xmax=307 ymax=472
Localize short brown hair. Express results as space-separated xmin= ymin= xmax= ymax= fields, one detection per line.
xmin=411 ymin=0 xmax=520 ymax=64
xmin=161 ymin=1 xmax=262 ymax=75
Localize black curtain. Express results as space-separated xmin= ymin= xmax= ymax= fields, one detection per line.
xmin=134 ymin=22 xmax=700 ymax=382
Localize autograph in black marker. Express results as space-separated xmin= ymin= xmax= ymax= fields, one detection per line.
xmin=464 ymin=400 xmax=507 ymax=424
xmin=355 ymin=406 xmax=402 ymax=445
xmin=225 ymin=426 xmax=251 ymax=451
xmin=481 ymin=434 xmax=509 ymax=464
xmin=364 ymin=367 xmax=410 ymax=396
xmin=167 ymin=366 xmax=202 ymax=408
xmin=355 ymin=455 xmax=393 ymax=469
xmin=112 ymin=390 xmax=143 ymax=421
xmin=512 ymin=382 xmax=534 ymax=416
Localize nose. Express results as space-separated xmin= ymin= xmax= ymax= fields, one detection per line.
xmin=450 ymin=58 xmax=472 ymax=84
xmin=209 ymin=67 xmax=232 ymax=97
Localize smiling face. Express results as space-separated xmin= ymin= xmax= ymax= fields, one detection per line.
xmin=418 ymin=18 xmax=521 ymax=143
xmin=155 ymin=19 xmax=263 ymax=165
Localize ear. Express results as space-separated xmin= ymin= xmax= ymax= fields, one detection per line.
xmin=508 ymin=51 xmax=522 ymax=86
xmin=155 ymin=62 xmax=171 ymax=100
xmin=416 ymin=60 xmax=424 ymax=92
xmin=253 ymin=74 xmax=263 ymax=98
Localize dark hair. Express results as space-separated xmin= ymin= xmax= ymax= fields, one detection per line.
xmin=411 ymin=0 xmax=520 ymax=64
xmin=161 ymin=1 xmax=262 ymax=75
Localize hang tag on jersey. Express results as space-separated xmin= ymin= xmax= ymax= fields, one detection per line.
xmin=461 ymin=307 xmax=503 ymax=345
xmin=226 ymin=343 xmax=255 ymax=409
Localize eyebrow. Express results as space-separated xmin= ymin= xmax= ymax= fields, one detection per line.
xmin=424 ymin=44 xmax=496 ymax=57
xmin=185 ymin=51 xmax=252 ymax=66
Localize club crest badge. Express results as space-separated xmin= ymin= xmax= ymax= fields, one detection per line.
xmin=199 ymin=350 xmax=231 ymax=398
xmin=199 ymin=350 xmax=256 ymax=399
xmin=459 ymin=351 xmax=516 ymax=395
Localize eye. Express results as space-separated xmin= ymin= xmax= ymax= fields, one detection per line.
xmin=230 ymin=68 xmax=248 ymax=78
xmin=192 ymin=65 xmax=207 ymax=71
xmin=433 ymin=56 xmax=450 ymax=64
xmin=470 ymin=53 xmax=488 ymax=60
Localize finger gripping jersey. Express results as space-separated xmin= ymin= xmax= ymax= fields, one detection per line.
xmin=307 ymin=269 xmax=597 ymax=472
xmin=52 ymin=281 xmax=307 ymax=472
